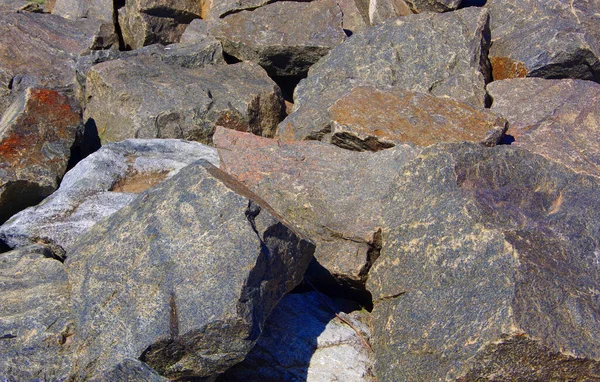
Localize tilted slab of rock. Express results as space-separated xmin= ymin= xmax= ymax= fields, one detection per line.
xmin=368 ymin=142 xmax=600 ymax=380
xmin=0 ymin=139 xmax=219 ymax=251
xmin=84 ymin=56 xmax=284 ymax=144
xmin=277 ymin=7 xmax=492 ymax=141
xmin=0 ymin=244 xmax=74 ymax=381
xmin=0 ymin=88 xmax=81 ymax=224
xmin=488 ymin=78 xmax=600 ymax=178
xmin=66 ymin=160 xmax=315 ymax=380
xmin=52 ymin=0 xmax=119 ymax=49
xmin=214 ymin=127 xmax=418 ymax=290
xmin=118 ymin=0 xmax=201 ymax=49
xmin=280 ymin=85 xmax=507 ymax=151
xmin=209 ymin=0 xmax=347 ymax=77
xmin=219 ymin=292 xmax=375 ymax=381
xmin=485 ymin=0 xmax=600 ymax=81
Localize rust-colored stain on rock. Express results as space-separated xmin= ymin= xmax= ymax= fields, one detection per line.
xmin=110 ymin=170 xmax=170 ymax=193
xmin=491 ymin=57 xmax=528 ymax=81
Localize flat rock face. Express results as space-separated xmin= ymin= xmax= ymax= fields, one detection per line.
xmin=488 ymin=78 xmax=600 ymax=178
xmin=218 ymin=292 xmax=375 ymax=382
xmin=210 ymin=0 xmax=347 ymax=77
xmin=66 ymin=160 xmax=315 ymax=380
xmin=0 ymin=244 xmax=74 ymax=382
xmin=277 ymin=7 xmax=492 ymax=141
xmin=0 ymin=139 xmax=219 ymax=251
xmin=485 ymin=0 xmax=600 ymax=81
xmin=0 ymin=88 xmax=81 ymax=224
xmin=84 ymin=56 xmax=284 ymax=144
xmin=280 ymin=85 xmax=507 ymax=151
xmin=368 ymin=143 xmax=600 ymax=380
xmin=214 ymin=127 xmax=418 ymax=289
xmin=52 ymin=0 xmax=119 ymax=49
xmin=369 ymin=0 xmax=461 ymax=25
xmin=200 ymin=0 xmax=271 ymax=20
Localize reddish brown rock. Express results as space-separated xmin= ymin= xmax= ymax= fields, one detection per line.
xmin=488 ymin=78 xmax=600 ymax=178
xmin=0 ymin=88 xmax=82 ymax=223
xmin=279 ymin=86 xmax=507 ymax=151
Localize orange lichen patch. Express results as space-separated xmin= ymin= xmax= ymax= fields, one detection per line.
xmin=491 ymin=57 xmax=528 ymax=81
xmin=0 ymin=132 xmax=37 ymax=161
xmin=110 ymin=170 xmax=170 ymax=193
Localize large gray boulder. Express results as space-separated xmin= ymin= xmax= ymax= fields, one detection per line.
xmin=65 ymin=160 xmax=315 ymax=380
xmin=277 ymin=7 xmax=492 ymax=141
xmin=0 ymin=139 xmax=219 ymax=251
xmin=0 ymin=244 xmax=74 ymax=382
xmin=209 ymin=0 xmax=347 ymax=77
xmin=488 ymin=78 xmax=600 ymax=178
xmin=485 ymin=0 xmax=600 ymax=81
xmin=52 ymin=0 xmax=119 ymax=49
xmin=368 ymin=142 xmax=600 ymax=380
xmin=0 ymin=88 xmax=81 ymax=224
xmin=84 ymin=56 xmax=284 ymax=144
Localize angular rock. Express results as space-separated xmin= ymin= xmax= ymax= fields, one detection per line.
xmin=214 ymin=127 xmax=418 ymax=291
xmin=0 ymin=88 xmax=81 ymax=224
xmin=118 ymin=0 xmax=201 ymax=49
xmin=66 ymin=160 xmax=315 ymax=380
xmin=181 ymin=18 xmax=211 ymax=43
xmin=218 ymin=292 xmax=375 ymax=382
xmin=0 ymin=0 xmax=43 ymax=12
xmin=200 ymin=0 xmax=270 ymax=20
xmin=338 ymin=0 xmax=368 ymax=35
xmin=485 ymin=0 xmax=600 ymax=81
xmin=0 ymin=139 xmax=219 ymax=251
xmin=368 ymin=0 xmax=461 ymax=25
xmin=488 ymin=78 xmax=600 ymax=178
xmin=0 ymin=244 xmax=74 ymax=382
xmin=209 ymin=0 xmax=347 ymax=77
xmin=277 ymin=7 xmax=492 ymax=141
xmin=84 ymin=56 xmax=283 ymax=144
xmin=52 ymin=0 xmax=119 ymax=49
xmin=368 ymin=142 xmax=600 ymax=380
xmin=280 ymin=85 xmax=507 ymax=151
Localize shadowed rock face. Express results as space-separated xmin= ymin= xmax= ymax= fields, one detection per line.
xmin=65 ymin=160 xmax=315 ymax=380
xmin=368 ymin=142 xmax=600 ymax=381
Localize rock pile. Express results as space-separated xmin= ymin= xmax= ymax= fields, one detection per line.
xmin=1 ymin=0 xmax=599 ymax=380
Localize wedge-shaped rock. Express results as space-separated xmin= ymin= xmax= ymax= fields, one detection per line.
xmin=488 ymin=78 xmax=600 ymax=178
xmin=0 ymin=139 xmax=219 ymax=250
xmin=210 ymin=0 xmax=346 ymax=77
xmin=52 ymin=0 xmax=119 ymax=49
xmin=277 ymin=7 xmax=492 ymax=141
xmin=281 ymin=85 xmax=507 ymax=151
xmin=0 ymin=244 xmax=74 ymax=382
xmin=84 ymin=57 xmax=284 ymax=144
xmin=66 ymin=160 xmax=315 ymax=380
xmin=214 ymin=127 xmax=418 ymax=292
xmin=368 ymin=143 xmax=600 ymax=380
xmin=0 ymin=88 xmax=81 ymax=224
xmin=486 ymin=0 xmax=600 ymax=81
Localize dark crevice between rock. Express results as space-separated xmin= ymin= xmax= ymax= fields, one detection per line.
xmin=113 ymin=0 xmax=127 ymax=50
xmin=143 ymin=7 xmax=200 ymax=24
xmin=528 ymin=52 xmax=600 ymax=83
xmin=458 ymin=0 xmax=487 ymax=7
xmin=331 ymin=132 xmax=396 ymax=152
xmin=0 ymin=180 xmax=54 ymax=225
xmin=0 ymin=240 xmax=11 ymax=254
xmin=269 ymin=74 xmax=305 ymax=104
xmin=219 ymin=0 xmax=313 ymax=18
xmin=66 ymin=118 xmax=102 ymax=172
xmin=223 ymin=52 xmax=242 ymax=64
xmin=498 ymin=134 xmax=515 ymax=145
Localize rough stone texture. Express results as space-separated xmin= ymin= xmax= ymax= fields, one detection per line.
xmin=200 ymin=0 xmax=270 ymax=20
xmin=338 ymin=0 xmax=368 ymax=35
xmin=280 ymin=85 xmax=507 ymax=151
xmin=118 ymin=0 xmax=201 ymax=49
xmin=84 ymin=57 xmax=283 ymax=144
xmin=0 ymin=244 xmax=74 ymax=382
xmin=65 ymin=160 xmax=315 ymax=380
xmin=209 ymin=0 xmax=347 ymax=77
xmin=214 ymin=127 xmax=418 ymax=291
xmin=0 ymin=0 xmax=43 ymax=12
xmin=486 ymin=0 xmax=600 ymax=81
xmin=219 ymin=292 xmax=375 ymax=381
xmin=0 ymin=88 xmax=81 ymax=224
xmin=0 ymin=139 xmax=219 ymax=251
xmin=488 ymin=78 xmax=600 ymax=178
xmin=277 ymin=7 xmax=492 ymax=141
xmin=52 ymin=0 xmax=119 ymax=49
xmin=181 ymin=18 xmax=211 ymax=43
xmin=368 ymin=0 xmax=460 ymax=25
xmin=368 ymin=142 xmax=600 ymax=381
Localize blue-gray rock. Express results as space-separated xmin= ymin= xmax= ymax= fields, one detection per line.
xmin=65 ymin=160 xmax=315 ymax=380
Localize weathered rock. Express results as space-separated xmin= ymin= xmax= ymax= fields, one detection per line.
xmin=0 ymin=0 xmax=43 ymax=12
xmin=0 ymin=139 xmax=219 ymax=251
xmin=0 ymin=244 xmax=74 ymax=382
xmin=118 ymin=0 xmax=201 ymax=49
xmin=52 ymin=0 xmax=119 ymax=49
xmin=0 ymin=88 xmax=81 ymax=224
xmin=214 ymin=127 xmax=418 ymax=291
xmin=84 ymin=56 xmax=283 ymax=144
xmin=368 ymin=0 xmax=460 ymax=25
xmin=209 ymin=0 xmax=347 ymax=77
xmin=338 ymin=0 xmax=368 ymax=35
xmin=181 ymin=18 xmax=211 ymax=43
xmin=488 ymin=78 xmax=600 ymax=178
xmin=280 ymin=85 xmax=507 ymax=151
xmin=486 ymin=0 xmax=600 ymax=81
xmin=368 ymin=142 xmax=600 ymax=380
xmin=277 ymin=7 xmax=492 ymax=141
xmin=66 ymin=160 xmax=315 ymax=380
xmin=200 ymin=0 xmax=269 ymax=20
xmin=218 ymin=292 xmax=375 ymax=381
